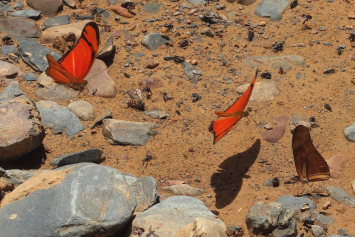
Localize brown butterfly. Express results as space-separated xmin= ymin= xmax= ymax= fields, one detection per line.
xmin=292 ymin=125 xmax=330 ymax=182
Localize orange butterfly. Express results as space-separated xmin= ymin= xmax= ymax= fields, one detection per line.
xmin=211 ymin=70 xmax=258 ymax=143
xmin=46 ymin=22 xmax=100 ymax=89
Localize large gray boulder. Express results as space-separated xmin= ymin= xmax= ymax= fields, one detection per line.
xmin=0 ymin=163 xmax=158 ymax=237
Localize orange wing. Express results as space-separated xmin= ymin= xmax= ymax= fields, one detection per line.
xmin=46 ymin=22 xmax=100 ymax=85
xmin=211 ymin=70 xmax=258 ymax=143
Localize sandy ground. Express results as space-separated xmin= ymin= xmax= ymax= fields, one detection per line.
xmin=1 ymin=0 xmax=355 ymax=235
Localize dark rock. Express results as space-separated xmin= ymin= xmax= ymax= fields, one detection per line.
xmin=327 ymin=186 xmax=355 ymax=207
xmin=0 ymin=82 xmax=45 ymax=161
xmin=10 ymin=10 xmax=41 ymax=19
xmin=255 ymin=0 xmax=291 ymax=20
xmin=132 ymin=196 xmax=226 ymax=236
xmin=36 ymin=100 xmax=84 ymax=136
xmin=141 ymin=33 xmax=168 ymax=50
xmin=0 ymin=17 xmax=41 ymax=38
xmin=237 ymin=0 xmax=256 ymax=6
xmin=50 ymin=149 xmax=104 ymax=167
xmin=18 ymin=38 xmax=61 ymax=72
xmin=0 ymin=163 xmax=158 ymax=236
xmin=43 ymin=15 xmax=70 ymax=29
xmin=102 ymin=119 xmax=158 ymax=146
xmin=26 ymin=0 xmax=63 ymax=17
xmin=97 ymin=37 xmax=116 ymax=67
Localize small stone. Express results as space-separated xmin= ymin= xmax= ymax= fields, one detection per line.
xmin=141 ymin=33 xmax=168 ymax=50
xmin=238 ymin=0 xmax=256 ymax=6
xmin=0 ymin=60 xmax=21 ymax=79
xmin=322 ymin=201 xmax=331 ymax=210
xmin=1 ymin=46 xmax=18 ymax=56
xmin=327 ymin=186 xmax=355 ymax=208
xmin=142 ymin=3 xmax=163 ymax=14
xmin=236 ymin=80 xmax=279 ymax=102
xmin=144 ymin=110 xmax=169 ymax=119
xmin=144 ymin=58 xmax=159 ymax=69
xmin=50 ymin=149 xmax=104 ymax=167
xmin=327 ymin=154 xmax=348 ymax=178
xmin=264 ymin=177 xmax=280 ymax=187
xmin=226 ymin=225 xmax=244 ymax=237
xmin=23 ymin=73 xmax=37 ymax=81
xmin=261 ymin=116 xmax=288 ymax=143
xmin=36 ymin=100 xmax=84 ymax=136
xmin=0 ymin=17 xmax=41 ymax=38
xmin=68 ymin=100 xmax=95 ymax=121
xmin=290 ymin=114 xmax=312 ymax=130
xmin=255 ymin=0 xmax=291 ymax=20
xmin=26 ymin=0 xmax=63 ymax=16
xmin=187 ymin=0 xmax=206 ymax=5
xmin=43 ymin=15 xmax=70 ymax=29
xmin=164 ymin=184 xmax=205 ymax=196
xmin=102 ymin=119 xmax=158 ymax=146
xmin=10 ymin=10 xmax=41 ymax=19
xmin=109 ymin=5 xmax=135 ymax=18
xmin=311 ymin=225 xmax=324 ymax=237
xmin=344 ymin=123 xmax=355 ymax=142
xmin=63 ymin=0 xmax=76 ymax=8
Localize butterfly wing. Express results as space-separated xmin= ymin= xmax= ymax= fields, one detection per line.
xmin=56 ymin=22 xmax=100 ymax=84
xmin=292 ymin=125 xmax=330 ymax=182
xmin=46 ymin=54 xmax=76 ymax=84
xmin=211 ymin=70 xmax=258 ymax=143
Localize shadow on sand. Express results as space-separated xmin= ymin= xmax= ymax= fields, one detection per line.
xmin=211 ymin=139 xmax=261 ymax=209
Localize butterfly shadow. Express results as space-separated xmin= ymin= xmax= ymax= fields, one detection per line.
xmin=210 ymin=139 xmax=261 ymax=209
xmin=0 ymin=144 xmax=47 ymax=170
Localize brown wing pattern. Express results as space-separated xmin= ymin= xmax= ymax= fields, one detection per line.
xmin=292 ymin=125 xmax=330 ymax=182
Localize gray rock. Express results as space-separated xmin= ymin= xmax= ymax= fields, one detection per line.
xmin=27 ymin=0 xmax=63 ymax=16
xmin=0 ymin=84 xmax=45 ymax=161
xmin=10 ymin=10 xmax=41 ymax=19
xmin=13 ymin=2 xmax=24 ymax=10
xmin=142 ymin=3 xmax=163 ymax=14
xmin=316 ymin=213 xmax=335 ymax=226
xmin=0 ymin=60 xmax=21 ymax=79
xmin=4 ymin=169 xmax=40 ymax=185
xmin=102 ymin=119 xmax=158 ymax=146
xmin=311 ymin=225 xmax=324 ymax=237
xmin=141 ymin=33 xmax=168 ymax=50
xmin=18 ymin=38 xmax=61 ymax=72
xmin=187 ymin=0 xmax=206 ymax=5
xmin=50 ymin=149 xmax=104 ymax=167
xmin=24 ymin=73 xmax=37 ymax=81
xmin=183 ymin=61 xmax=202 ymax=83
xmin=107 ymin=0 xmax=118 ymax=5
xmin=35 ymin=73 xmax=79 ymax=101
xmin=236 ymin=80 xmax=279 ymax=102
xmin=246 ymin=201 xmax=296 ymax=236
xmin=43 ymin=15 xmax=70 ymax=29
xmin=255 ymin=0 xmax=291 ymax=20
xmin=86 ymin=60 xmax=117 ymax=98
xmin=0 ymin=17 xmax=41 ymax=38
xmin=68 ymin=100 xmax=95 ymax=121
xmin=63 ymin=0 xmax=76 ymax=8
xmin=132 ymin=196 xmax=227 ymax=237
xmin=0 ymin=163 xmax=158 ymax=237
xmin=165 ymin=184 xmax=205 ymax=196
xmin=1 ymin=46 xmax=18 ymax=56
xmin=327 ymin=186 xmax=355 ymax=208
xmin=144 ymin=110 xmax=169 ymax=119
xmin=277 ymin=195 xmax=317 ymax=213
xmin=36 ymin=100 xmax=84 ymax=136
xmin=237 ymin=0 xmax=257 ymax=5
xmin=131 ymin=176 xmax=159 ymax=213
xmin=0 ymin=81 xmax=24 ymax=103
xmin=245 ymin=55 xmax=305 ymax=71
xmin=344 ymin=123 xmax=355 ymax=142
xmin=290 ymin=114 xmax=312 ymax=129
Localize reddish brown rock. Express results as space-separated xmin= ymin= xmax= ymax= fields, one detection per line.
xmin=327 ymin=154 xmax=348 ymax=179
xmin=261 ymin=116 xmax=289 ymax=143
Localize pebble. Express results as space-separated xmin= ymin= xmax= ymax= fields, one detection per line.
xmin=26 ymin=0 xmax=63 ymax=16
xmin=142 ymin=3 xmax=163 ymax=14
xmin=109 ymin=5 xmax=135 ymax=18
xmin=0 ymin=60 xmax=21 ymax=79
xmin=0 ymin=17 xmax=41 ymax=38
xmin=327 ymin=186 xmax=355 ymax=208
xmin=344 ymin=123 xmax=355 ymax=142
xmin=36 ymin=100 xmax=84 ymax=136
xmin=261 ymin=115 xmax=288 ymax=143
xmin=43 ymin=15 xmax=70 ymax=29
xmin=164 ymin=184 xmax=205 ymax=196
xmin=49 ymin=149 xmax=104 ymax=167
xmin=144 ymin=110 xmax=170 ymax=119
xmin=327 ymin=154 xmax=348 ymax=178
xmin=102 ymin=119 xmax=158 ymax=146
xmin=18 ymin=38 xmax=61 ymax=72
xmin=311 ymin=225 xmax=324 ymax=237
xmin=10 ymin=10 xmax=41 ymax=19
xmin=23 ymin=73 xmax=37 ymax=81
xmin=238 ymin=0 xmax=256 ymax=5
xmin=187 ymin=0 xmax=206 ymax=5
xmin=264 ymin=177 xmax=280 ymax=187
xmin=68 ymin=100 xmax=95 ymax=121
xmin=144 ymin=58 xmax=159 ymax=69
xmin=85 ymin=60 xmax=117 ymax=98
xmin=244 ymin=55 xmax=305 ymax=71
xmin=255 ymin=0 xmax=291 ymax=20
xmin=141 ymin=33 xmax=168 ymax=50
xmin=236 ymin=80 xmax=280 ymax=102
